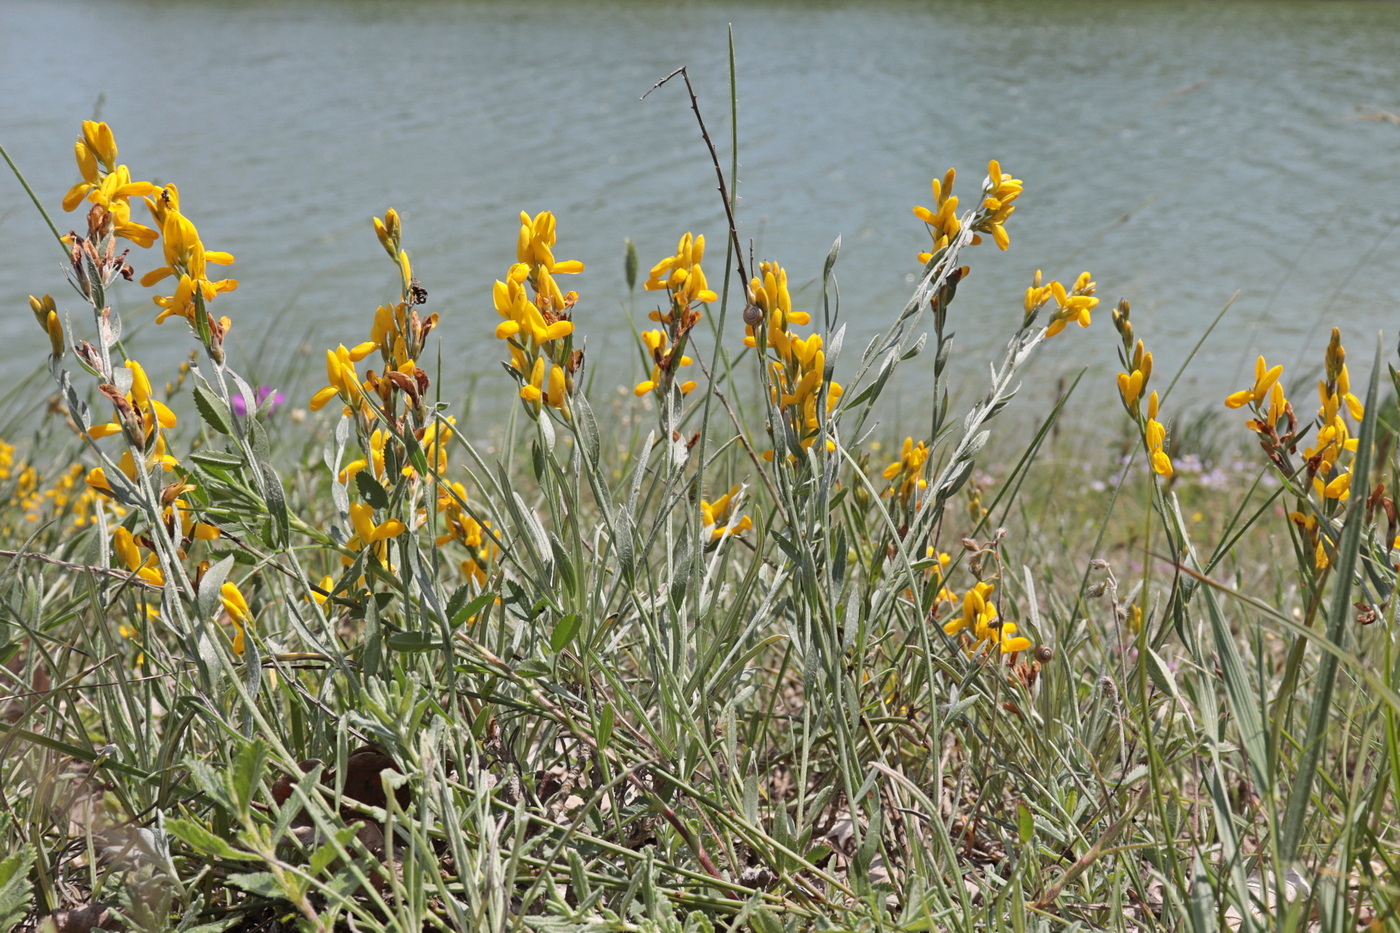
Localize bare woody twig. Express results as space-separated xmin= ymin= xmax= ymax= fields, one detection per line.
xmin=643 ymin=67 xmax=783 ymax=501
xmin=0 ymin=549 xmax=161 ymax=590
xmin=642 ymin=67 xmax=749 ymax=288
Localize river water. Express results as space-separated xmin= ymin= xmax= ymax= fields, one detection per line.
xmin=2 ymin=0 xmax=1398 ymax=428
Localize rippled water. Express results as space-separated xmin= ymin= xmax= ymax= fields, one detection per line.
xmin=2 ymin=0 xmax=1398 ymax=420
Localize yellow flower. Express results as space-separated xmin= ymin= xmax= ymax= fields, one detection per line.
xmin=644 ymin=232 xmax=717 ymax=306
xmin=340 ymin=428 xmax=390 ymax=484
xmin=744 ymin=261 xmax=810 ymax=349
xmin=139 ymin=201 xmax=237 ymax=322
xmin=1116 ymin=341 xmax=1152 ymax=411
xmin=1044 ymin=273 xmax=1097 ymax=337
xmin=113 ymin=527 xmax=164 ymax=588
xmin=913 ymin=168 xmax=960 ymax=262
xmin=1225 ymin=356 xmax=1284 ymax=409
xmin=139 ymin=185 xmax=236 ymax=330
xmin=700 ymin=486 xmax=752 ymax=540
xmin=1023 ymin=269 xmax=1050 ymax=316
xmin=309 ymin=343 xmax=376 ymax=413
xmin=87 ymin=359 xmax=178 ymax=443
xmin=882 ymin=437 xmax=929 ymax=506
xmin=85 ymin=438 xmax=178 ymax=500
xmin=373 ymin=207 xmax=402 ymax=257
xmin=634 ymin=328 xmax=695 ymax=397
xmin=743 ymin=260 xmax=843 ymax=455
xmin=974 ymin=160 xmax=1022 ymax=251
xmin=942 ymin=581 xmax=1031 ymax=656
xmin=434 ymin=482 xmax=496 ymax=586
xmin=1145 ymin=391 xmax=1173 ymax=478
xmin=61 ymin=122 xmax=159 ymax=246
xmin=1244 ymin=382 xmax=1290 ymax=435
xmin=220 ymin=581 xmax=252 ymax=655
xmin=164 ymin=491 xmax=221 ymax=544
xmin=494 ymin=265 xmax=574 ymax=345
xmin=346 ymin=502 xmax=407 ymax=568
xmin=492 ymin=215 xmax=581 ymax=416
xmin=517 ymin=210 xmax=585 ymax=277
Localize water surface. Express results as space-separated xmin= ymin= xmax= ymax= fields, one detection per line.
xmin=2 ymin=0 xmax=1398 ymax=424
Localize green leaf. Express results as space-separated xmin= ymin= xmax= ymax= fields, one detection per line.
xmin=166 ymin=818 xmax=242 ymax=860
xmin=403 ymin=430 xmax=430 ymax=478
xmin=624 ymin=238 xmax=638 ymax=292
xmin=257 ymin=461 xmax=290 ymax=550
xmin=449 ymin=591 xmax=496 ymax=629
xmin=0 ymin=845 xmax=34 ymax=932
xmin=747 ymin=907 xmax=785 ymax=933
xmin=193 ymin=384 xmax=233 ymax=435
xmin=574 ymin=393 xmax=601 ymax=466
xmin=197 ymin=556 xmax=236 ymax=621
xmin=387 ymin=633 xmax=440 ymax=652
xmin=596 ymin=702 xmax=615 ymax=750
xmin=355 ymin=471 xmax=390 ymax=510
xmin=1016 ymin=802 xmax=1034 ymax=845
xmin=308 ymin=825 xmax=358 ymax=876
xmin=1144 ymin=646 xmax=1181 ymax=701
xmin=229 ymin=742 xmax=267 ymax=818
xmin=550 ymin=613 xmax=581 ymax=652
xmin=188 ymin=449 xmax=245 ymax=470
xmin=226 ymin=871 xmax=282 ymax=899
xmin=515 ymin=659 xmax=550 ymax=679
xmin=551 ymin=534 xmax=576 ymax=597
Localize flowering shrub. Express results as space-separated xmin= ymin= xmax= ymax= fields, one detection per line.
xmin=2 ymin=101 xmax=1398 ymax=933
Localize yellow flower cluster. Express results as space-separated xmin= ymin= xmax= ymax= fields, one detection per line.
xmin=1305 ymin=329 xmax=1363 ymax=504
xmin=363 ymin=209 xmax=441 ymax=417
xmin=1226 ymin=354 xmax=1293 ymax=442
xmin=60 ymin=122 xmax=238 ymax=353
xmin=913 ymin=168 xmax=961 ymax=263
xmin=1025 ymin=270 xmax=1098 ymax=337
xmin=941 ymin=581 xmax=1031 ymax=656
xmin=1113 ymin=304 xmax=1173 ymax=478
xmin=310 ymin=342 xmax=378 ymax=415
xmin=0 ymin=443 xmax=108 ymax=534
xmin=311 ymin=209 xmax=439 ymax=422
xmin=50 ymin=122 xmax=244 ymax=654
xmin=495 ymin=211 xmax=582 ymax=414
xmin=746 ymin=261 xmax=843 ymax=455
xmin=140 ymin=185 xmax=238 ymax=332
xmin=28 ymin=294 xmax=64 ymax=358
xmin=83 ymin=358 xmax=190 ymax=507
xmin=700 ymin=486 xmax=753 ymax=541
xmin=635 ymin=232 xmax=714 ymax=398
xmin=975 ymin=161 xmax=1023 ymax=251
xmin=913 ymin=161 xmax=1023 ymax=263
xmin=435 ymin=481 xmax=496 ymax=587
xmin=88 ymin=359 xmax=176 ymax=443
xmin=61 ymin=121 xmax=158 ymax=248
xmin=882 ymin=437 xmax=930 ymax=508
xmin=1225 ymin=329 xmax=1365 ymax=571
xmin=1143 ymin=393 xmax=1173 ymax=479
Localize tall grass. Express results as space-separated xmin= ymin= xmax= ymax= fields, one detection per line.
xmin=2 ymin=51 xmax=1399 ymax=933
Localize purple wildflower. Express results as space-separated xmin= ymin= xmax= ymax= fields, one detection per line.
xmin=231 ymin=386 xmax=286 ymax=418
